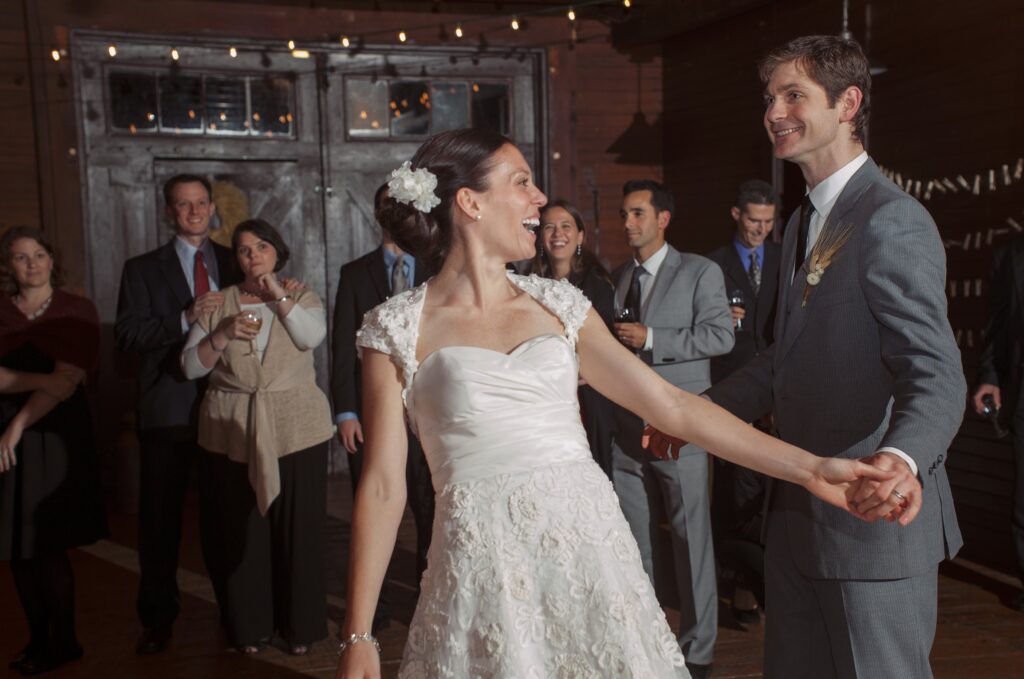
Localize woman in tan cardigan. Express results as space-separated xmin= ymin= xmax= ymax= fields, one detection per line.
xmin=181 ymin=218 xmax=333 ymax=656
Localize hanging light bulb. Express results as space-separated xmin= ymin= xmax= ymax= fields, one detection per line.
xmin=51 ymin=49 xmax=61 ymax=62
xmin=567 ymin=7 xmax=576 ymax=21
xmin=341 ymin=35 xmax=350 ymax=47
xmin=511 ymin=17 xmax=520 ymax=31
xmin=107 ymin=44 xmax=117 ymax=58
xmin=287 ymin=39 xmax=296 ymax=50
xmin=454 ymin=24 xmax=464 ymax=38
xmin=623 ymin=0 xmax=632 ymax=6
xmin=171 ymin=47 xmax=180 ymax=61
xmin=291 ymin=49 xmax=311 ymax=59
xmin=398 ymin=31 xmax=407 ymax=43
xmin=229 ymin=46 xmax=238 ymax=58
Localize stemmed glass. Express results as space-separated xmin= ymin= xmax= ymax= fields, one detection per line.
xmin=728 ymin=290 xmax=746 ymax=332
xmin=239 ymin=310 xmax=263 ymax=356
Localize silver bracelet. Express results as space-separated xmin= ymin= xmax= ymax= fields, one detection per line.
xmin=275 ymin=294 xmax=292 ymax=304
xmin=337 ymin=632 xmax=380 ymax=656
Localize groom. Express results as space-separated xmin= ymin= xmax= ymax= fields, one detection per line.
xmin=704 ymin=36 xmax=965 ymax=678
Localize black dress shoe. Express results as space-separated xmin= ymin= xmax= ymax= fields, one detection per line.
xmin=732 ymin=605 xmax=761 ymax=625
xmin=135 ymin=626 xmax=171 ymax=655
xmin=685 ymin=661 xmax=712 ymax=679
xmin=17 ymin=644 xmax=83 ymax=676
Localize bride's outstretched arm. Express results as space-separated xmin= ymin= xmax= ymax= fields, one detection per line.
xmin=576 ymin=310 xmax=914 ymax=525
xmin=335 ymin=349 xmax=408 ymax=679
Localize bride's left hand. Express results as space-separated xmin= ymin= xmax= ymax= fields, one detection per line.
xmin=804 ymin=457 xmax=911 ymax=522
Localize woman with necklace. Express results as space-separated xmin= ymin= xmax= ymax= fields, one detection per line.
xmin=180 ymin=218 xmax=333 ymax=656
xmin=528 ymin=199 xmax=617 ymax=478
xmin=0 ymin=226 xmax=108 ymax=675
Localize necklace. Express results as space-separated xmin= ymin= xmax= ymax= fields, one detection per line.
xmin=17 ymin=293 xmax=53 ymax=320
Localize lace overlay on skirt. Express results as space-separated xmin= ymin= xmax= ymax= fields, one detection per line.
xmin=399 ymin=460 xmax=688 ymax=678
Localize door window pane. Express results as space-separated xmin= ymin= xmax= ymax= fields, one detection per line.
xmin=250 ymin=76 xmax=295 ymax=137
xmin=205 ymin=76 xmax=248 ymax=134
xmin=390 ymin=81 xmax=430 ymax=137
xmin=108 ymin=71 xmax=158 ymax=134
xmin=159 ymin=74 xmax=204 ymax=134
xmin=471 ymin=82 xmax=510 ymax=135
xmin=430 ymin=82 xmax=469 ymax=133
xmin=346 ymin=78 xmax=389 ymax=138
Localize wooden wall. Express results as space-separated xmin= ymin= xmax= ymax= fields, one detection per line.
xmin=0 ymin=0 xmax=660 ymax=289
xmin=663 ymin=0 xmax=1024 ymax=574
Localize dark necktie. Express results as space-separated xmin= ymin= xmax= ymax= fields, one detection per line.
xmin=391 ymin=257 xmax=409 ymax=295
xmin=748 ymin=251 xmax=761 ymax=295
xmin=624 ymin=265 xmax=645 ymax=321
xmin=194 ymin=250 xmax=211 ymax=297
xmin=794 ymin=195 xmax=815 ymax=275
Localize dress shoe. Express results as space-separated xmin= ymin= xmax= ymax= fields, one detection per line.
xmin=17 ymin=644 xmax=83 ymax=676
xmin=686 ymin=661 xmax=712 ymax=679
xmin=732 ymin=605 xmax=761 ymax=625
xmin=135 ymin=626 xmax=171 ymax=655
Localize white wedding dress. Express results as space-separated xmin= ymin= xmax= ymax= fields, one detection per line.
xmin=357 ymin=273 xmax=689 ymax=678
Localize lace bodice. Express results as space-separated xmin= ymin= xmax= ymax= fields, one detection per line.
xmin=356 ymin=272 xmax=593 ymax=406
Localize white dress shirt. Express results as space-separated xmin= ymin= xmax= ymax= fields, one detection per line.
xmin=633 ymin=242 xmax=669 ymax=352
xmin=801 ymin=152 xmax=919 ymax=477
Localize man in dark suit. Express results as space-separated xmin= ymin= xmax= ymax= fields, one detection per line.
xmin=706 ymin=36 xmax=964 ymax=678
xmin=974 ymin=235 xmax=1024 ymax=612
xmin=706 ymin=179 xmax=780 ymax=625
xmin=611 ymin=179 xmax=734 ymax=679
xmin=115 ymin=174 xmax=238 ymax=654
xmin=330 ymin=184 xmax=434 ymax=631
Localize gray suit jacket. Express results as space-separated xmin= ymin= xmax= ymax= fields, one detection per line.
xmin=707 ymin=158 xmax=965 ymax=580
xmin=613 ymin=246 xmax=734 ymax=456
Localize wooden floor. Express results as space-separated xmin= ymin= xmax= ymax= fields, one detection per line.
xmin=2 ymin=474 xmax=1024 ymax=678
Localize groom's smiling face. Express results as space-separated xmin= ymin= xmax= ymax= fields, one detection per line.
xmin=763 ymin=60 xmax=846 ymax=165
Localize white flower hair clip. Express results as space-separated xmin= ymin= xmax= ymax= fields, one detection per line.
xmin=388 ymin=160 xmax=441 ymax=213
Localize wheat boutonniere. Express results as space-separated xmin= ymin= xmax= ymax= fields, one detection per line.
xmin=802 ymin=222 xmax=855 ymax=307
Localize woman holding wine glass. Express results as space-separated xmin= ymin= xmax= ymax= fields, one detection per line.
xmin=180 ymin=218 xmax=333 ymax=656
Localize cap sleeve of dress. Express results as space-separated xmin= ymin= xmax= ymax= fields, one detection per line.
xmin=509 ymin=273 xmax=592 ymax=347
xmin=355 ymin=286 xmax=424 ymax=401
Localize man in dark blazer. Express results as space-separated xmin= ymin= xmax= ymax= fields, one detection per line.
xmin=706 ymin=179 xmax=780 ymax=624
xmin=706 ymin=36 xmax=964 ymax=678
xmin=611 ymin=179 xmax=734 ymax=679
xmin=115 ymin=174 xmax=238 ymax=654
xmin=330 ymin=184 xmax=433 ymax=631
xmin=974 ymin=234 xmax=1024 ymax=612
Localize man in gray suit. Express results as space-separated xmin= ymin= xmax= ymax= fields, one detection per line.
xmin=706 ymin=36 xmax=965 ymax=678
xmin=611 ymin=179 xmax=734 ymax=679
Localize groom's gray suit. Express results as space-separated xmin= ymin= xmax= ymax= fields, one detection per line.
xmin=611 ymin=245 xmax=734 ymax=667
xmin=707 ymin=158 xmax=965 ymax=678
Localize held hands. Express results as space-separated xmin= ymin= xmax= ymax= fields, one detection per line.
xmin=0 ymin=420 xmax=24 ymax=473
xmin=338 ymin=418 xmax=364 ymax=454
xmin=847 ymin=452 xmax=922 ymax=526
xmin=186 ymin=291 xmax=225 ymax=325
xmin=334 ymin=639 xmax=381 ymax=679
xmin=642 ymin=424 xmax=685 ymax=461
xmin=613 ymin=322 xmax=648 ymax=350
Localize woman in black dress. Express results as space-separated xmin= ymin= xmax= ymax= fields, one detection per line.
xmin=528 ymin=200 xmax=617 ymax=477
xmin=0 ymin=226 xmax=107 ymax=675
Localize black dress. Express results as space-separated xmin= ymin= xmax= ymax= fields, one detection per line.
xmin=570 ymin=266 xmax=617 ymax=479
xmin=0 ymin=291 xmax=108 ymax=560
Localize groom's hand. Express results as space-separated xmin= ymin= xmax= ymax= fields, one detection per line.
xmin=850 ymin=452 xmax=922 ymax=526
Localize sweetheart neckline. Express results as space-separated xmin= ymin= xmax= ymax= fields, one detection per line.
xmin=416 ymin=332 xmax=570 ymax=372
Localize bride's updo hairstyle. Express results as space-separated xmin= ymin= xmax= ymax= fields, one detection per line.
xmin=378 ymin=128 xmax=512 ymax=269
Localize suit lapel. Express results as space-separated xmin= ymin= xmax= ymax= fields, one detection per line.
xmin=157 ymin=240 xmax=193 ymax=309
xmin=368 ymin=247 xmax=390 ymax=302
xmin=644 ymin=247 xmax=681 ymax=321
xmin=774 ymin=159 xmax=877 ymax=367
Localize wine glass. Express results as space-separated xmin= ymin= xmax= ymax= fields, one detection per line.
xmin=728 ymin=290 xmax=746 ymax=332
xmin=240 ymin=310 xmax=263 ymax=356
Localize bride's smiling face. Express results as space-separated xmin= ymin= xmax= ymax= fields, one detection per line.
xmin=470 ymin=144 xmax=547 ymax=261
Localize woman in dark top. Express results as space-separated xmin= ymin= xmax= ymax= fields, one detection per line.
xmin=528 ymin=200 xmax=617 ymax=477
xmin=0 ymin=226 xmax=107 ymax=675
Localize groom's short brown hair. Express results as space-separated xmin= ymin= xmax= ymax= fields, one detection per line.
xmin=759 ymin=35 xmax=872 ymax=144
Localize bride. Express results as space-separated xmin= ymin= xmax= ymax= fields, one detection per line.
xmin=334 ymin=129 xmax=898 ymax=678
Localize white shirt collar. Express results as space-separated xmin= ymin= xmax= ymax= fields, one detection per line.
xmin=806 ymin=151 xmax=869 ymax=221
xmin=635 ymin=241 xmax=669 ymax=277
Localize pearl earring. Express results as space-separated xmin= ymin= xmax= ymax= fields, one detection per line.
xmin=576 ymin=243 xmax=582 ymax=256
xmin=474 ymin=214 xmax=482 ymax=221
